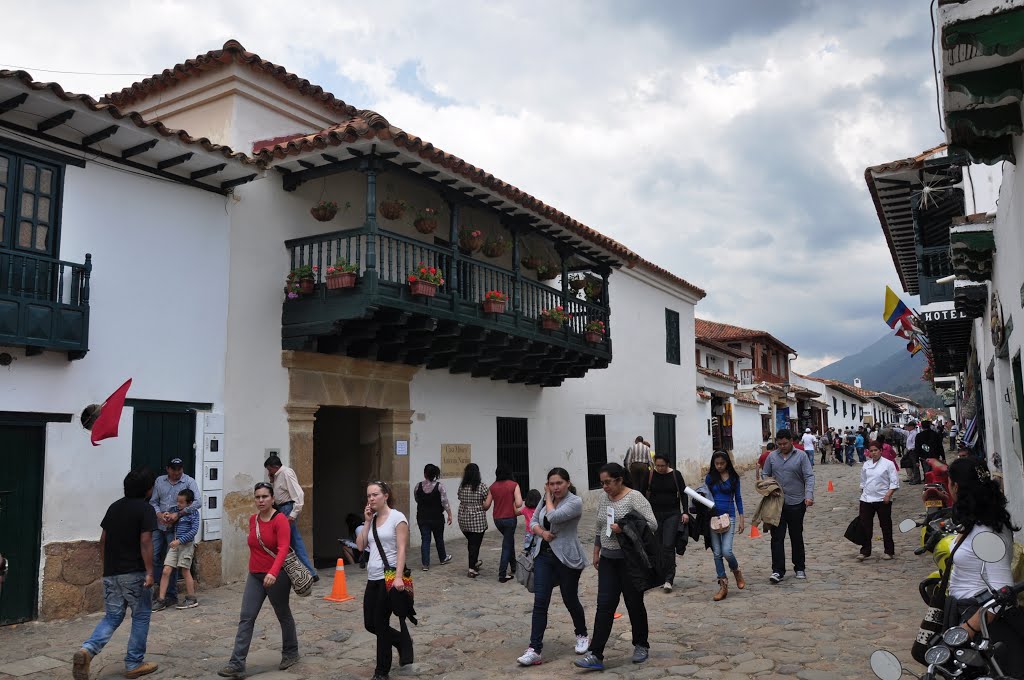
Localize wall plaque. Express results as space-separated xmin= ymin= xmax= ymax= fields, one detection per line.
xmin=441 ymin=443 xmax=472 ymax=478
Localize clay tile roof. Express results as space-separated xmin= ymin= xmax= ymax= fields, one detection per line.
xmin=734 ymin=391 xmax=762 ymax=406
xmin=254 ymin=112 xmax=706 ymax=298
xmin=0 ymin=69 xmax=260 ymax=169
xmin=697 ymin=366 xmax=740 ymax=384
xmin=694 ymin=318 xmax=796 ymax=354
xmin=805 ymin=377 xmax=872 ymax=401
xmin=104 ymin=40 xmax=359 ymax=117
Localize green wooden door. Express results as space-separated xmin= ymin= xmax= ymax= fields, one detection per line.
xmin=654 ymin=412 xmax=677 ymax=468
xmin=131 ymin=408 xmax=196 ymax=478
xmin=0 ymin=424 xmax=45 ymax=625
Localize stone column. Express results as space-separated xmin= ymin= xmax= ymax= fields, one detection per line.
xmin=285 ymin=404 xmax=318 ymax=548
xmin=376 ymin=409 xmax=414 ymax=517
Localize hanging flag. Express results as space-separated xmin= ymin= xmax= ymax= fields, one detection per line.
xmin=907 ymin=340 xmax=923 ymax=355
xmin=884 ymin=286 xmax=912 ymax=328
xmin=895 ymin=326 xmax=910 ymax=340
xmin=90 ymin=379 xmax=133 ymax=446
xmin=962 ymin=415 xmax=978 ymax=447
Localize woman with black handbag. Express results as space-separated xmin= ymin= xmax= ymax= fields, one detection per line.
xmin=357 ymin=481 xmax=413 ymax=680
xmin=516 ymin=468 xmax=589 ymax=667
xmin=646 ymin=454 xmax=688 ymax=593
xmin=218 ymin=482 xmax=299 ymax=678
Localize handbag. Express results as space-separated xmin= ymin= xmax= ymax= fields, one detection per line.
xmin=254 ymin=513 xmax=313 ymax=597
xmin=710 ymin=513 xmax=731 ymax=534
xmin=843 ymin=516 xmax=868 ymax=545
xmin=515 ymin=535 xmax=537 ymax=593
xmin=911 ymin=533 xmax=966 ymax=664
xmin=371 ymin=517 xmax=414 ymax=599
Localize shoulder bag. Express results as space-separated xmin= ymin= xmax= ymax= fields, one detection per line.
xmin=515 ymin=533 xmax=537 ymax=593
xmin=371 ymin=516 xmax=414 ymax=598
xmin=255 ymin=513 xmax=313 ymax=597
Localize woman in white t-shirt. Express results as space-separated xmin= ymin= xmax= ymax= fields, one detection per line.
xmin=356 ymin=481 xmax=411 ymax=680
xmin=946 ymin=458 xmax=1022 ymax=675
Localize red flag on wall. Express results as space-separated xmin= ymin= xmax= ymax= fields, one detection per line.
xmin=90 ymin=379 xmax=132 ymax=446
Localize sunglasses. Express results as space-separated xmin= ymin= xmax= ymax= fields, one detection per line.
xmin=254 ymin=482 xmax=273 ymax=492
xmin=599 ymin=478 xmax=619 ymax=487
xmin=370 ymin=480 xmax=391 ymax=493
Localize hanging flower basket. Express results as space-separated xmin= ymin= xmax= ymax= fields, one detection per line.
xmin=569 ymin=275 xmax=587 ymax=291
xmin=409 ymin=280 xmax=438 ymax=297
xmin=481 ymin=236 xmax=510 ymax=258
xmin=536 ymin=263 xmax=560 ymax=281
xmin=310 ymin=201 xmax=338 ymax=222
xmin=326 ymin=272 xmax=357 ymax=289
xmin=521 ymin=255 xmax=542 ymax=270
xmin=380 ymin=199 xmax=407 ymax=220
xmin=584 ymin=331 xmax=603 ymax=344
xmin=459 ymin=228 xmax=484 ymax=253
xmin=413 ymin=218 xmax=438 ymax=234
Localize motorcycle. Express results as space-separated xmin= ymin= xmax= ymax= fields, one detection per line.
xmin=921 ymin=458 xmax=952 ymax=518
xmin=870 ymin=531 xmax=1023 ymax=680
xmin=898 ymin=516 xmax=958 ymax=604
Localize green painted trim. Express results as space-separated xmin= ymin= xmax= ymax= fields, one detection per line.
xmin=946 ymin=63 xmax=1024 ymax=106
xmin=950 ymin=230 xmax=996 ymax=251
xmin=949 ymin=139 xmax=1016 ymax=165
xmin=123 ymin=399 xmax=213 ymax=413
xmin=947 ymin=102 xmax=1022 ymax=139
xmin=943 ymin=6 xmax=1024 ymax=57
xmin=0 ymin=411 xmax=73 ymax=424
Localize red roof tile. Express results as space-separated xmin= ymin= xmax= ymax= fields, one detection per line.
xmin=695 ymin=318 xmax=795 ymax=354
xmin=697 ymin=366 xmax=740 ymax=384
xmin=734 ymin=391 xmax=762 ymax=407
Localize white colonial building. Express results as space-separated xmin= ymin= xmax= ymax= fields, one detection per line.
xmin=0 ymin=40 xmax=708 ymax=621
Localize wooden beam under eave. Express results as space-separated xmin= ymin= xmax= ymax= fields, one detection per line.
xmin=0 ymin=93 xmax=28 ymax=114
xmin=121 ymin=139 xmax=158 ymax=159
xmin=321 ymin=153 xmax=339 ymax=163
xmin=156 ymin=152 xmax=193 ymax=170
xmin=221 ymin=173 xmax=258 ymax=190
xmin=81 ymin=125 xmax=119 ymax=146
xmin=298 ymin=160 xmax=317 ymax=170
xmin=36 ymin=110 xmax=74 ymax=132
xmin=191 ymin=163 xmax=226 ymax=180
xmin=420 ymin=170 xmax=439 ymax=178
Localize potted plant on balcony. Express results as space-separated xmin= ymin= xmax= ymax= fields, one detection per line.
xmin=379 ymin=198 xmax=408 ymax=221
xmin=286 ymin=264 xmax=318 ymax=297
xmin=482 ymin=290 xmax=508 ymax=314
xmin=481 ymin=234 xmax=510 ymax=258
xmin=540 ymin=306 xmax=570 ymax=331
xmin=584 ymin=319 xmax=606 ymax=344
xmin=535 ymin=261 xmax=560 ymax=281
xmin=413 ymin=206 xmax=440 ymax=234
xmin=407 ymin=262 xmax=445 ymax=298
xmin=325 ymin=259 xmax=359 ymax=289
xmin=459 ymin=227 xmax=484 ymax=253
xmin=310 ymin=199 xmax=339 ymax=222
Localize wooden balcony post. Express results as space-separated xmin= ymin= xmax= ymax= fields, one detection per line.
xmin=558 ymin=245 xmax=571 ymax=336
xmin=363 ymin=161 xmax=379 ymax=294
xmin=510 ymin=223 xmax=522 ymax=318
xmin=447 ymin=199 xmax=461 ymax=307
xmin=81 ymin=254 xmax=92 ymax=305
xmin=600 ymin=266 xmax=611 ymax=337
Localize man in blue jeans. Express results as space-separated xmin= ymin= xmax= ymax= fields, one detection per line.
xmin=149 ymin=457 xmax=201 ymax=609
xmin=762 ymin=429 xmax=814 ymax=584
xmin=73 ymin=468 xmax=159 ymax=679
xmin=264 ymin=454 xmax=317 ymax=581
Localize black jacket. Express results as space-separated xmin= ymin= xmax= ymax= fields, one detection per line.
xmin=616 ymin=512 xmax=663 ymax=592
xmin=915 ymin=429 xmax=945 ymax=462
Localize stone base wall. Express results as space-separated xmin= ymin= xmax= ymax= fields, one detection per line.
xmin=40 ymin=539 xmax=223 ymax=620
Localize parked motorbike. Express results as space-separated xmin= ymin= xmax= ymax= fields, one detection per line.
xmin=898 ymin=516 xmax=958 ymax=604
xmin=921 ymin=458 xmax=951 ymax=517
xmin=870 ymin=532 xmax=1023 ymax=680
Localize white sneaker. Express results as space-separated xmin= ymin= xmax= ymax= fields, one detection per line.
xmin=574 ymin=635 xmax=590 ymax=654
xmin=662 ymin=581 xmax=673 ymax=592
xmin=517 ymin=648 xmax=543 ymax=666
xmin=795 ymin=570 xmax=807 ymax=579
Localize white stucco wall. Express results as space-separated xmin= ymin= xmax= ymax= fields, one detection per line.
xmin=0 ymin=153 xmax=231 ymax=546
xmin=732 ymin=403 xmax=764 ymax=462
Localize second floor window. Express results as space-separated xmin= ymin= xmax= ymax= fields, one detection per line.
xmin=0 ymin=147 xmax=62 ymax=257
xmin=665 ymin=308 xmax=680 ymax=364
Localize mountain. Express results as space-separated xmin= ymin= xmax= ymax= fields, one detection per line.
xmin=810 ymin=333 xmax=942 ymax=407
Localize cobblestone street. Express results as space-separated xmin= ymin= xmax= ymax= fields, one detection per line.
xmin=1 ymin=462 xmax=929 ymax=679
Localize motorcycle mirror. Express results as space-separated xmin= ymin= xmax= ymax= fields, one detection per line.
xmin=898 ymin=519 xmax=918 ymax=534
xmin=971 ymin=531 xmax=1006 ymax=563
xmin=869 ymin=650 xmax=904 ymax=680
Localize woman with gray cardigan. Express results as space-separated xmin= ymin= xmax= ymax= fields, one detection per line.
xmin=516 ymin=468 xmax=589 ymax=667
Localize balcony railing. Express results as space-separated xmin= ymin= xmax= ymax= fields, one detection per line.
xmin=0 ymin=247 xmax=91 ymax=358
xmin=740 ymin=367 xmax=786 ymax=385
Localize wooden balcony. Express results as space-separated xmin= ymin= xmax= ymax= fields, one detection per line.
xmin=0 ymin=247 xmax=91 ymax=359
xmin=282 ymin=227 xmax=611 ymax=387
xmin=740 ymin=367 xmax=786 ymax=385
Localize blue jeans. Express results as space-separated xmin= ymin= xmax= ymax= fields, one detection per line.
xmin=709 ymin=522 xmax=739 ymax=578
xmin=418 ymin=520 xmax=448 ymax=566
xmin=82 ymin=572 xmax=152 ymax=671
xmin=152 ymin=529 xmax=177 ymax=601
xmin=495 ymin=517 xmax=518 ymax=578
xmin=805 ymin=449 xmax=814 ymax=466
xmin=857 ymin=447 xmax=866 ymax=463
xmin=529 ymin=549 xmax=587 ymax=653
xmin=845 ymin=445 xmax=856 ymax=465
xmin=275 ymin=501 xmax=315 ymax=575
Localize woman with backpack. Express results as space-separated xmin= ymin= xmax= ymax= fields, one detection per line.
xmin=706 ymin=450 xmax=745 ymax=602
xmin=413 ymin=464 xmax=453 ymax=571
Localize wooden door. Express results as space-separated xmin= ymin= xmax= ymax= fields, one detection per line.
xmin=131 ymin=408 xmax=196 ymax=478
xmin=654 ymin=412 xmax=677 ymax=467
xmin=0 ymin=424 xmax=45 ymax=625
xmin=496 ymin=417 xmax=529 ymax=493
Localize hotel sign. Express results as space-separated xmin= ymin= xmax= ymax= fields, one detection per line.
xmin=922 ymin=310 xmax=970 ymax=322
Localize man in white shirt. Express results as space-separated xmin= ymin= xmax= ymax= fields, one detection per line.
xmin=265 ymin=454 xmax=317 ymax=581
xmin=904 ymin=422 xmax=920 ymax=484
xmin=857 ymin=441 xmax=900 ymax=561
xmin=800 ymin=428 xmax=816 ymax=467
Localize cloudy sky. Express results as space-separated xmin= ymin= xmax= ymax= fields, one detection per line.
xmin=3 ymin=1 xmax=941 ymax=372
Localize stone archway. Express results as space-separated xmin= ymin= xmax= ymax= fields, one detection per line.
xmin=282 ymin=351 xmax=416 ymax=546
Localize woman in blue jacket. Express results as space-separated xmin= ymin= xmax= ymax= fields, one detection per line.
xmin=706 ymin=451 xmax=745 ymax=602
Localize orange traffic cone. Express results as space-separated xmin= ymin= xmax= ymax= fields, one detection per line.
xmin=613 ymin=612 xmax=623 ymax=619
xmin=827 ymin=480 xmax=835 ymax=492
xmin=324 ymin=559 xmax=354 ymax=603
xmin=749 ymin=525 xmax=762 ymax=539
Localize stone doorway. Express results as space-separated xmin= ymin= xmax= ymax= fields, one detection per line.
xmin=283 ymin=351 xmax=416 ymax=555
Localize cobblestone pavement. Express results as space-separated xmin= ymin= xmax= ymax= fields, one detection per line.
xmin=1 ymin=461 xmax=931 ymax=679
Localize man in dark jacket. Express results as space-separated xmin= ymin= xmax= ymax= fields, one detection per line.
xmin=915 ymin=419 xmax=946 ymax=476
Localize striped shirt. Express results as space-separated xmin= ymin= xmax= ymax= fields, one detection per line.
xmin=593 ymin=489 xmax=658 ymax=556
xmin=623 ymin=442 xmax=652 ymax=467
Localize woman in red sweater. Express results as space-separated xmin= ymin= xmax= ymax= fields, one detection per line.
xmin=218 ymin=482 xmax=298 ymax=678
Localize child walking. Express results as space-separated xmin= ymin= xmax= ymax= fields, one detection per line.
xmin=520 ymin=489 xmax=541 ymax=549
xmin=705 ymin=451 xmax=745 ymax=602
xmin=154 ymin=489 xmax=200 ymax=610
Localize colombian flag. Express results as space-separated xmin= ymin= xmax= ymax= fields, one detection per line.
xmin=883 ymin=286 xmax=912 ymax=328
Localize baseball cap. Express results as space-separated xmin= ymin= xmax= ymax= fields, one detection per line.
xmin=805 ymin=428 xmax=811 ymax=432
xmin=167 ymin=457 xmax=184 ymax=468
